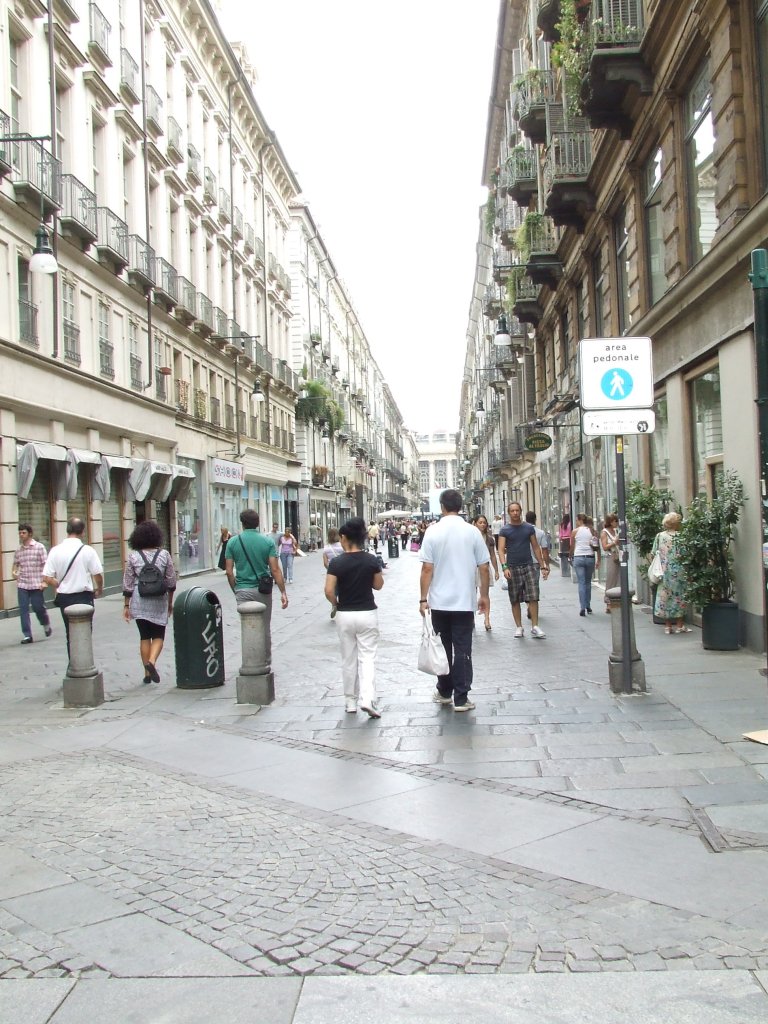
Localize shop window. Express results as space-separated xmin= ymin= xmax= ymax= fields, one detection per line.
xmin=17 ymin=461 xmax=53 ymax=550
xmin=650 ymin=394 xmax=670 ymax=491
xmin=644 ymin=148 xmax=666 ymax=305
xmin=613 ymin=207 xmax=631 ymax=335
xmin=690 ymin=367 xmax=723 ymax=496
xmin=101 ymin=469 xmax=124 ymax=590
xmin=686 ymin=63 xmax=716 ymax=263
xmin=757 ymin=1 xmax=768 ymax=184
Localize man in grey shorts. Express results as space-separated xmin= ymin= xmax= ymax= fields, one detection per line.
xmin=497 ymin=502 xmax=549 ymax=639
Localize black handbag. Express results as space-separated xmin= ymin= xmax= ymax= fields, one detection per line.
xmin=234 ymin=536 xmax=273 ymax=593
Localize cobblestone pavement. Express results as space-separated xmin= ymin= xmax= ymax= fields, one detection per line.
xmin=1 ymin=549 xmax=768 ymax=998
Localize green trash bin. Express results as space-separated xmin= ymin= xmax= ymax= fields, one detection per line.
xmin=173 ymin=587 xmax=225 ymax=689
xmin=387 ymin=536 xmax=399 ymax=559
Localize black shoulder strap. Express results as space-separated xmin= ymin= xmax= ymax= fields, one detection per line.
xmin=59 ymin=545 xmax=82 ymax=584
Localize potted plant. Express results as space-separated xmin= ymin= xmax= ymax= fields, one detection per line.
xmin=625 ymin=480 xmax=676 ymax=619
xmin=677 ymin=472 xmax=745 ymax=650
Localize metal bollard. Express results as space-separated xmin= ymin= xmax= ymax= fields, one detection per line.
xmin=62 ymin=604 xmax=104 ymax=708
xmin=235 ymin=601 xmax=275 ymax=705
xmin=606 ymin=587 xmax=647 ymax=694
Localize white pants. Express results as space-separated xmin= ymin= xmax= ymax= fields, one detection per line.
xmin=336 ymin=609 xmax=379 ymax=705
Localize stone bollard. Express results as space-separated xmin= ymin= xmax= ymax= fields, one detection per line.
xmin=606 ymin=587 xmax=647 ymax=694
xmin=235 ymin=601 xmax=275 ymax=705
xmin=62 ymin=604 xmax=104 ymax=708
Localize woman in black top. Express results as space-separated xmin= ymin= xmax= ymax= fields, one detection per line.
xmin=324 ymin=516 xmax=384 ymax=718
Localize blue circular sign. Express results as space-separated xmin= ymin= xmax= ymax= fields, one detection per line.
xmin=601 ymin=368 xmax=633 ymax=401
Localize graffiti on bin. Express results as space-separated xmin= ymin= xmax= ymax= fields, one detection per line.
xmin=202 ymin=612 xmax=221 ymax=678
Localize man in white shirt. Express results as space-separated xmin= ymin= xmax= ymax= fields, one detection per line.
xmin=43 ymin=517 xmax=104 ymax=656
xmin=418 ymin=489 xmax=490 ymax=712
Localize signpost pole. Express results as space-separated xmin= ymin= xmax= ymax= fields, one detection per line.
xmin=614 ymin=435 xmax=633 ymax=694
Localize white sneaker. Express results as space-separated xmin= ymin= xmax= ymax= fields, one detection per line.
xmin=345 ymin=700 xmax=357 ymax=713
xmin=514 ymin=627 xmax=524 ymax=639
xmin=453 ymin=699 xmax=476 ymax=712
xmin=432 ymin=689 xmax=453 ymax=705
xmin=360 ymin=701 xmax=381 ymax=719
xmin=531 ymin=625 xmax=546 ymax=639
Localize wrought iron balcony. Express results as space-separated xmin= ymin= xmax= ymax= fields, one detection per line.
xmin=187 ymin=144 xmax=201 ymax=184
xmin=253 ymin=237 xmax=265 ymax=265
xmin=537 ymin=0 xmax=561 ymax=43
xmin=244 ymin=223 xmax=255 ymax=254
xmin=154 ymin=257 xmax=178 ymax=309
xmin=492 ymin=249 xmax=518 ymax=283
xmin=511 ymin=273 xmax=543 ymax=326
xmin=203 ymin=166 xmax=216 ymax=204
xmin=119 ymin=48 xmax=140 ymax=105
xmin=218 ymin=187 xmax=231 ymax=223
xmin=18 ymin=300 xmax=38 ymax=348
xmin=62 ymin=319 xmax=81 ymax=365
xmin=582 ymin=0 xmax=652 ymax=137
xmin=95 ymin=206 xmax=129 ymax=272
xmin=145 ymin=85 xmax=163 ymax=136
xmin=88 ymin=2 xmax=111 ymax=67
xmin=483 ymin=286 xmax=503 ymax=319
xmin=267 ymin=253 xmax=278 ymax=280
xmin=59 ymin=174 xmax=97 ymax=244
xmin=543 ymin=130 xmax=595 ymax=232
xmin=167 ymin=116 xmax=183 ymax=163
xmin=505 ymin=148 xmax=538 ymax=206
xmin=11 ymin=140 xmax=62 ymax=217
xmin=515 ymin=69 xmax=553 ymax=145
xmin=130 ymin=354 xmax=143 ymax=390
xmin=233 ymin=207 xmax=244 ymax=239
xmin=0 ymin=109 xmax=11 ymax=179
xmin=522 ymin=214 xmax=562 ymax=288
xmin=196 ymin=293 xmax=214 ymax=335
xmin=213 ymin=306 xmax=228 ymax=338
xmin=175 ymin=276 xmax=197 ymax=325
xmin=126 ymin=234 xmax=156 ymax=290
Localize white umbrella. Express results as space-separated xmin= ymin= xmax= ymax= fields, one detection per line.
xmin=376 ymin=509 xmax=411 ymax=520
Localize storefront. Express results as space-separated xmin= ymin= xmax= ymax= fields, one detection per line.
xmin=210 ymin=458 xmax=247 ymax=554
xmin=175 ymin=457 xmax=207 ymax=575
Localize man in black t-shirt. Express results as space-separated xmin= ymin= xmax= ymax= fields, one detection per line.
xmin=497 ymin=502 xmax=549 ymax=639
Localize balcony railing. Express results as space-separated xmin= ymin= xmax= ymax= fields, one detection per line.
xmin=99 ymin=340 xmax=114 ymax=379
xmin=167 ymin=116 xmax=183 ymax=161
xmin=11 ymin=140 xmax=62 ymax=214
xmin=88 ymin=2 xmax=111 ymax=65
xmin=130 ymin=354 xmax=143 ymax=390
xmin=126 ymin=234 xmax=156 ymax=287
xmin=590 ymin=0 xmax=645 ymax=45
xmin=62 ymin=319 xmax=81 ymax=365
xmin=203 ymin=167 xmax=216 ymax=203
xmin=96 ymin=206 xmax=129 ymax=269
xmin=120 ymin=48 xmax=140 ymax=103
xmin=176 ymin=276 xmax=197 ymax=321
xmin=233 ymin=206 xmax=244 ymax=239
xmin=197 ymin=292 xmax=214 ymax=332
xmin=244 ymin=224 xmax=255 ymax=253
xmin=218 ymin=187 xmax=231 ymax=222
xmin=268 ymin=253 xmax=279 ymax=279
xmin=210 ymin=396 xmax=221 ymax=426
xmin=18 ymin=300 xmax=38 ymax=347
xmin=0 ymin=108 xmax=11 ymax=178
xmin=155 ymin=257 xmax=178 ymax=305
xmin=515 ymin=69 xmax=553 ymax=145
xmin=253 ymin=237 xmax=265 ymax=264
xmin=59 ymin=174 xmax=97 ymax=241
xmin=145 ymin=85 xmax=163 ymax=135
xmin=214 ymin=307 xmax=228 ymax=337
xmin=187 ymin=144 xmax=201 ymax=184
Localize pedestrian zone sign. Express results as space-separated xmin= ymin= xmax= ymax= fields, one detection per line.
xmin=579 ymin=337 xmax=654 ymax=411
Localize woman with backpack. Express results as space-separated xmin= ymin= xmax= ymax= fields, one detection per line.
xmin=122 ymin=520 xmax=177 ymax=684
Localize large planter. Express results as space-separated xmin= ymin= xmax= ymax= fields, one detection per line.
xmin=702 ymin=601 xmax=740 ymax=651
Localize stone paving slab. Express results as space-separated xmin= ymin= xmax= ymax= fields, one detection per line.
xmin=291 ymin=972 xmax=768 ymax=1023
xmin=0 ymin=979 xmax=74 ymax=1024
xmin=2 ymin=882 xmax=133 ymax=932
xmin=0 ymin=846 xmax=73 ymax=901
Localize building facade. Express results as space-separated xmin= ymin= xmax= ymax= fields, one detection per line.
xmin=414 ymin=432 xmax=460 ymax=513
xmin=462 ymin=0 xmax=767 ymax=648
xmin=0 ymin=0 xmax=414 ymax=611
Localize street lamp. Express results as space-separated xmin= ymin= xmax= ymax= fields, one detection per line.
xmin=251 ymin=380 xmax=265 ymax=403
xmin=494 ymin=312 xmax=512 ymax=346
xmin=0 ymin=134 xmax=59 ymax=275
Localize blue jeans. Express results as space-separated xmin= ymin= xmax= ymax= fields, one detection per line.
xmin=573 ymin=556 xmax=596 ymax=612
xmin=280 ymin=552 xmax=294 ymax=581
xmin=18 ymin=588 xmax=50 ymax=639
xmin=430 ymin=610 xmax=475 ymax=706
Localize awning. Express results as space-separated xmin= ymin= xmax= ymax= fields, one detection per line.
xmin=128 ymin=460 xmax=173 ymax=502
xmin=168 ymin=463 xmax=195 ymax=501
xmin=95 ymin=454 xmax=133 ymax=502
xmin=16 ymin=441 xmax=67 ymax=499
xmin=66 ymin=447 xmax=101 ymax=500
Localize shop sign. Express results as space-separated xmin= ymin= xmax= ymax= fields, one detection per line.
xmin=524 ymin=431 xmax=552 ymax=452
xmin=212 ymin=458 xmax=245 ymax=486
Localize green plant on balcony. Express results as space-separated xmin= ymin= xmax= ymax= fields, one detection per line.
xmin=551 ymin=0 xmax=590 ymax=116
xmin=484 ymin=192 xmax=496 ymax=234
xmin=505 ymin=267 xmax=526 ymax=306
xmin=326 ymin=399 xmax=345 ymax=434
xmin=296 ymin=379 xmax=330 ymax=423
xmin=516 ymin=212 xmax=546 ymax=263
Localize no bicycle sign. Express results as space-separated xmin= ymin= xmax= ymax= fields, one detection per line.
xmin=578 ymin=337 xmax=654 ymax=411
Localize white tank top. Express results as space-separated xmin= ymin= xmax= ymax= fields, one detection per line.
xmin=572 ymin=526 xmax=596 ymax=556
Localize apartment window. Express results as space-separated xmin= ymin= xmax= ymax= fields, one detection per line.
xmin=98 ymin=301 xmax=114 ymax=378
xmin=686 ymin=63 xmax=716 ymax=262
xmin=92 ymin=117 xmax=105 ymax=195
xmin=61 ymin=280 xmax=80 ymax=365
xmin=758 ymin=1 xmax=768 ymax=179
xmin=644 ymin=147 xmax=665 ymax=305
xmin=434 ymin=460 xmax=447 ymax=489
xmin=129 ymin=321 xmax=142 ymax=390
xmin=418 ymin=461 xmax=430 ymax=493
xmin=17 ymin=258 xmax=37 ymax=347
xmin=559 ymin=307 xmax=570 ymax=372
xmin=613 ymin=207 xmax=631 ymax=334
xmin=9 ymin=37 xmax=23 ymax=166
xmin=592 ymin=248 xmax=605 ymax=336
xmin=690 ymin=367 xmax=723 ymax=497
xmin=55 ymin=84 xmax=69 ymax=170
xmin=576 ymin=279 xmax=588 ymax=341
xmin=122 ymin=149 xmax=133 ymax=225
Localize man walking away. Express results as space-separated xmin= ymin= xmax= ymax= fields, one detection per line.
xmin=497 ymin=502 xmax=549 ymax=639
xmin=13 ymin=524 xmax=52 ymax=644
xmin=226 ymin=509 xmax=288 ymax=663
xmin=42 ymin=517 xmax=103 ymax=656
xmin=367 ymin=521 xmax=380 ymax=552
xmin=524 ymin=510 xmax=551 ymax=621
xmin=419 ymin=489 xmax=490 ymax=712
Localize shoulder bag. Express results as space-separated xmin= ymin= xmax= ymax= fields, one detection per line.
xmin=234 ymin=535 xmax=273 ymax=594
xmin=417 ymin=614 xmax=450 ymax=676
xmin=647 ymin=550 xmax=664 ymax=586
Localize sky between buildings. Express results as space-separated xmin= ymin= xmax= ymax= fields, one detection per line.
xmin=217 ymin=0 xmax=499 ymax=435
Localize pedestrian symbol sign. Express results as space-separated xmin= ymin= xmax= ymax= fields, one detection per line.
xmin=579 ymin=337 xmax=654 ymax=411
xmin=602 ymin=368 xmax=633 ymax=401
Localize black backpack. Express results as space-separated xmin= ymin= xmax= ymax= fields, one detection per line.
xmin=137 ymin=550 xmax=167 ymax=596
